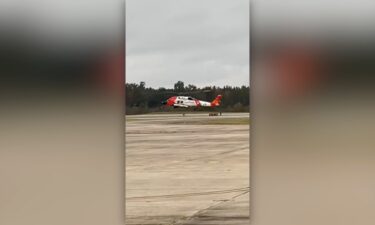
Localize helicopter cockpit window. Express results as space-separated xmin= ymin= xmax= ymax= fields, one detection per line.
xmin=188 ymin=97 xmax=193 ymax=100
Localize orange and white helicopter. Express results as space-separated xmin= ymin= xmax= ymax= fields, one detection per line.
xmin=161 ymin=94 xmax=222 ymax=108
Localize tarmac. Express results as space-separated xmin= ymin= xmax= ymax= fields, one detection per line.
xmin=126 ymin=113 xmax=249 ymax=225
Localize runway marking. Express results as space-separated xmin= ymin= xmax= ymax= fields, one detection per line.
xmin=126 ymin=187 xmax=249 ymax=201
xmin=174 ymin=191 xmax=249 ymax=225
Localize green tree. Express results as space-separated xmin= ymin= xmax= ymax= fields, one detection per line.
xmin=174 ymin=81 xmax=185 ymax=92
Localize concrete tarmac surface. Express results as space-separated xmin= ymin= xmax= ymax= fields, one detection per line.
xmin=126 ymin=113 xmax=249 ymax=225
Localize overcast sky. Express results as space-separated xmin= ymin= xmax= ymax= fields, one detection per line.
xmin=126 ymin=0 xmax=249 ymax=88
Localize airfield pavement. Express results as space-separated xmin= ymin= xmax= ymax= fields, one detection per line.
xmin=126 ymin=113 xmax=250 ymax=225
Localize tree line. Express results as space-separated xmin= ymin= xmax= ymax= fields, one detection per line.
xmin=126 ymin=81 xmax=249 ymax=114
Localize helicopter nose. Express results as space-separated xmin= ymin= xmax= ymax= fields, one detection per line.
xmin=161 ymin=100 xmax=167 ymax=105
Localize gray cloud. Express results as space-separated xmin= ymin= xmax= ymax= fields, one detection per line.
xmin=126 ymin=0 xmax=249 ymax=88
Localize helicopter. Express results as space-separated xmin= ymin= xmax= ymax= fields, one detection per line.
xmin=161 ymin=94 xmax=222 ymax=108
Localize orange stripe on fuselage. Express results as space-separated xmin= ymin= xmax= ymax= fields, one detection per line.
xmin=167 ymin=96 xmax=177 ymax=106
